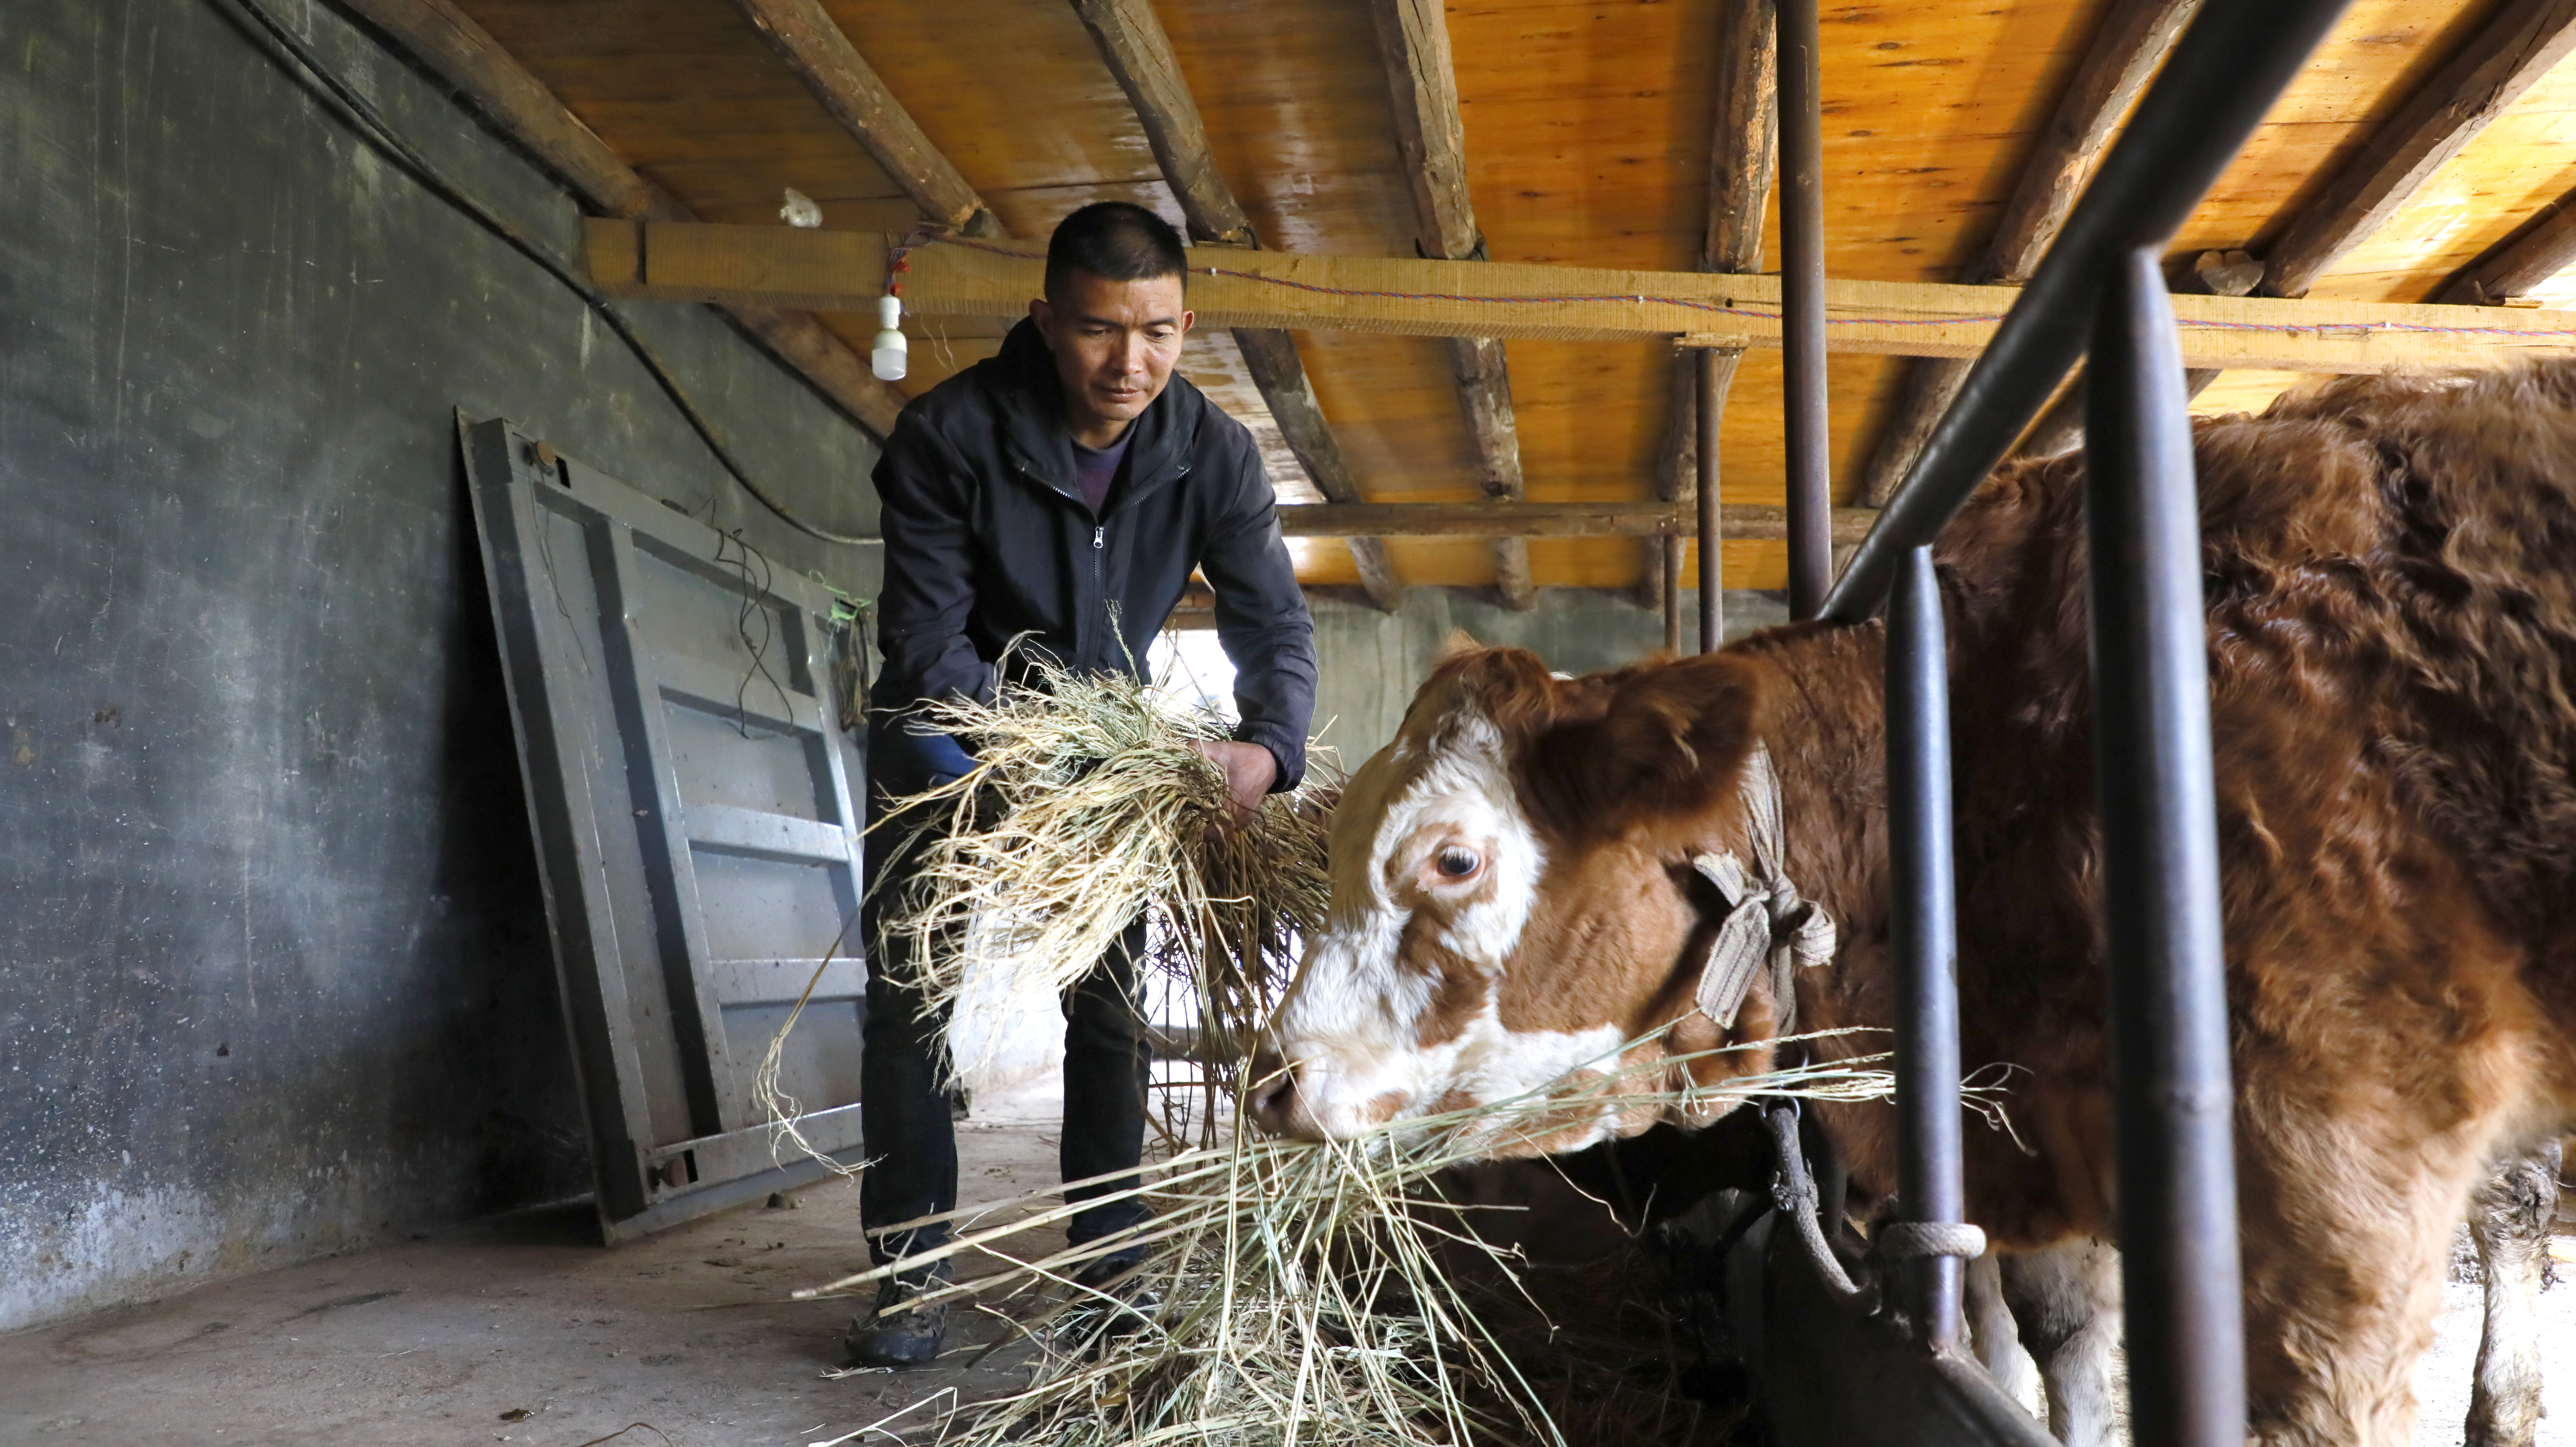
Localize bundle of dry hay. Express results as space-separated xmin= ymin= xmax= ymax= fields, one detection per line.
xmin=797 ymin=1036 xmax=1901 ymax=1447
xmin=871 ymin=658 xmax=1335 ymax=1094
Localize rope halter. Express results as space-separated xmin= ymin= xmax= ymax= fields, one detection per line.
xmin=1689 ymin=742 xmax=1838 ymax=1034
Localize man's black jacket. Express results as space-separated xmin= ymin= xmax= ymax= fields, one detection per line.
xmin=869 ymin=319 xmax=1318 ymax=790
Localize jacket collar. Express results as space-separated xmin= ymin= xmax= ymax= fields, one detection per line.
xmin=989 ymin=318 xmax=1201 ymax=513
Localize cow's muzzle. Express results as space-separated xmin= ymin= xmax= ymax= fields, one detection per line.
xmin=1244 ymin=1048 xmax=1326 ymax=1141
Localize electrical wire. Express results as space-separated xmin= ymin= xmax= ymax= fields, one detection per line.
xmin=205 ymin=0 xmax=874 ymax=547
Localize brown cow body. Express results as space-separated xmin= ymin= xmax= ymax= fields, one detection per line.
xmin=1253 ymin=366 xmax=2576 ymax=1445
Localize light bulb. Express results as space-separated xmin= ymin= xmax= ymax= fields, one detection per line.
xmin=871 ymin=294 xmax=907 ymax=381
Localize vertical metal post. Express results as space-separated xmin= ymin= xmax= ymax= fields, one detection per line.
xmin=2085 ymin=247 xmax=2245 ymax=1447
xmin=1661 ymin=536 xmax=1682 ymax=653
xmin=1776 ymin=0 xmax=1830 ymax=620
xmin=1697 ymin=348 xmax=1725 ymax=652
xmin=1887 ymin=543 xmax=1964 ymax=1350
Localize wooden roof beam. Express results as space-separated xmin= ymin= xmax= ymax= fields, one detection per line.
xmin=2262 ymin=0 xmax=2576 ymax=299
xmin=1282 ymin=501 xmax=1878 ymax=541
xmin=594 ymin=219 xmax=2576 ymax=371
xmin=728 ymin=0 xmax=1004 ymax=238
xmin=337 ymin=0 xmax=909 ymax=440
xmin=1649 ymin=0 xmax=1778 ymax=609
xmin=1368 ymin=0 xmax=1533 ymax=609
xmin=1856 ymin=0 xmax=2202 ymax=505
xmin=2438 ymin=191 xmax=2576 ymax=304
xmin=603 ymin=218 xmax=2576 ymax=372
xmin=1068 ymin=0 xmax=1402 ymax=611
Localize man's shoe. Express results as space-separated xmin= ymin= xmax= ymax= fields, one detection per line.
xmin=1058 ymin=1248 xmax=1158 ymax=1355
xmin=844 ymin=1262 xmax=952 ymax=1367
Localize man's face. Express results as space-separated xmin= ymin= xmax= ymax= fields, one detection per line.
xmin=1030 ymin=269 xmax=1192 ymax=441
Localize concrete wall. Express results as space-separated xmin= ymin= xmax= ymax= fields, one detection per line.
xmin=1308 ymin=587 xmax=1789 ymax=773
xmin=0 ymin=0 xmax=881 ymax=1330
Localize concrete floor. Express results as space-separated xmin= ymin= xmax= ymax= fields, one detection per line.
xmin=3 ymin=1087 xmax=2569 ymax=1447
xmin=0 ymin=1080 xmax=1075 ymax=1447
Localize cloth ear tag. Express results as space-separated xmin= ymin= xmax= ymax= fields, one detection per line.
xmin=1691 ymin=851 xmax=1770 ymax=1029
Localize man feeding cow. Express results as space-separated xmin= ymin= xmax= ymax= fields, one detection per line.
xmin=851 ymin=201 xmax=1316 ymax=1368
xmin=1249 ymin=364 xmax=2576 ymax=1446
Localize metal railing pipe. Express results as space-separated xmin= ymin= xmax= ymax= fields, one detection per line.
xmin=2085 ymin=247 xmax=2246 ymax=1447
xmin=1777 ymin=0 xmax=1830 ymax=618
xmin=1698 ymin=349 xmax=1725 ymax=651
xmin=1817 ymin=0 xmax=2354 ymax=624
xmin=1886 ymin=543 xmax=1965 ymax=1349
xmin=1662 ymin=534 xmax=1682 ymax=653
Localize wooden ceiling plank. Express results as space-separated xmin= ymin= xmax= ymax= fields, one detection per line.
xmin=2438 ymin=191 xmax=2576 ymax=303
xmin=1281 ymin=501 xmax=1877 ymax=542
xmin=726 ymin=0 xmax=1003 ymax=237
xmin=1367 ymin=0 xmax=1532 ymax=610
xmin=1067 ymin=0 xmax=1402 ymax=611
xmin=1649 ymin=0 xmax=1777 ymax=609
xmin=2262 ymin=0 xmax=2576 ymax=299
xmin=1855 ymin=0 xmax=2202 ymax=507
xmin=341 ymin=0 xmax=906 ymax=438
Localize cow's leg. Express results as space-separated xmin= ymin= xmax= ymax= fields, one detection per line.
xmin=2466 ymin=1141 xmax=2561 ymax=1447
xmin=1999 ymin=1238 xmax=2121 ymax=1447
xmin=1966 ymin=1247 xmax=2047 ymax=1421
xmin=2236 ymin=1103 xmax=2501 ymax=1447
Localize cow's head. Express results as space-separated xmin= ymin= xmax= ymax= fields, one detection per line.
xmin=1250 ymin=646 xmax=1797 ymax=1155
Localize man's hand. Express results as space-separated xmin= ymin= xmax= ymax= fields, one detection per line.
xmin=1192 ymin=739 xmax=1278 ymax=833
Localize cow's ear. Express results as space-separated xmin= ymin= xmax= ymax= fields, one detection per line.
xmin=1420 ymin=645 xmax=1560 ymax=743
xmin=1523 ymin=654 xmax=1761 ymax=837
xmin=1435 ymin=628 xmax=1484 ymax=661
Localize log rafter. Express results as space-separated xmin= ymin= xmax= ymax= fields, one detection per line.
xmin=1856 ymin=0 xmax=2201 ymax=506
xmin=1067 ymin=0 xmax=1404 ymax=611
xmin=336 ymin=0 xmax=909 ymax=439
xmin=2014 ymin=0 xmax=2576 ymax=460
xmin=1368 ymin=0 xmax=1534 ymax=609
xmin=2441 ymin=196 xmax=2576 ymax=304
xmin=728 ymin=0 xmax=1004 ymax=238
xmin=2262 ymin=0 xmax=2576 ymax=300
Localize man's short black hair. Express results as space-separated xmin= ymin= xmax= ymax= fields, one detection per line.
xmin=1045 ymin=202 xmax=1189 ymax=304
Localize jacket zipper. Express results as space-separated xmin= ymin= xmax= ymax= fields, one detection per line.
xmin=1090 ymin=523 xmax=1106 ymax=671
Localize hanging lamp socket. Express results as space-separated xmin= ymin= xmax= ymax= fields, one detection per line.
xmin=870 ymin=294 xmax=907 ymax=381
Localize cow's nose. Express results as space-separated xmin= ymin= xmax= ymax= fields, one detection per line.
xmin=1245 ymin=1050 xmax=1307 ymax=1139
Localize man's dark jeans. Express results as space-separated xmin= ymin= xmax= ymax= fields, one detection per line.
xmin=858 ymin=724 xmax=1154 ymax=1268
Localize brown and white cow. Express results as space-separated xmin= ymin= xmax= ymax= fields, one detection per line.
xmin=1250 ymin=365 xmax=2576 ymax=1447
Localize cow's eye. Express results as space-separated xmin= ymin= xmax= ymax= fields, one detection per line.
xmin=1434 ymin=847 xmax=1482 ymax=879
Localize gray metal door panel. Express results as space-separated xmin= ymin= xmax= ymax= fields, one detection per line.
xmin=460 ymin=415 xmax=870 ymax=1239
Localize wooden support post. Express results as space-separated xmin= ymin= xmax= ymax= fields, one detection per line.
xmin=2262 ymin=0 xmax=2576 ymax=299
xmin=1652 ymin=0 xmax=1777 ymax=608
xmin=1698 ymin=348 xmax=1732 ymax=653
xmin=1070 ymin=0 xmax=1401 ymax=610
xmin=1777 ymin=0 xmax=1830 ymax=618
xmin=1858 ymin=0 xmax=2202 ymax=506
xmin=1370 ymin=0 xmax=1534 ymax=609
xmin=335 ymin=0 xmax=911 ymax=440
